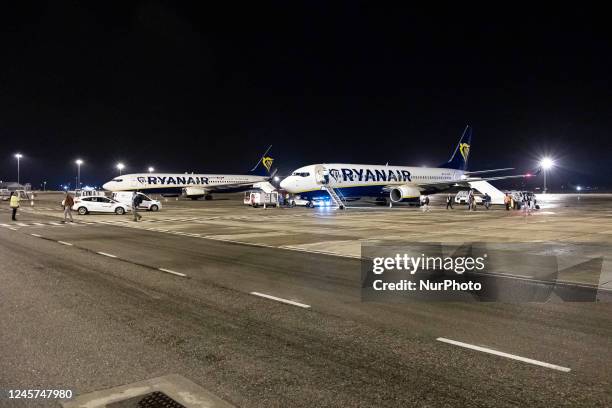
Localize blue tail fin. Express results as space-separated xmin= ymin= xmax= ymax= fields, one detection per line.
xmin=439 ymin=125 xmax=472 ymax=171
xmin=250 ymin=145 xmax=276 ymax=177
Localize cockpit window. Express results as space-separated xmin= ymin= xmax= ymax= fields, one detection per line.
xmin=292 ymin=172 xmax=310 ymax=177
xmin=113 ymin=178 xmax=123 ymax=182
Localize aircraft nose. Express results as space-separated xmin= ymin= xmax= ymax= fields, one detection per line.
xmin=102 ymin=182 xmax=111 ymax=190
xmin=279 ymin=177 xmax=291 ymax=191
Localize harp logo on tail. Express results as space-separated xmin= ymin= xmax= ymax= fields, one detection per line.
xmin=459 ymin=143 xmax=470 ymax=162
xmin=262 ymin=156 xmax=274 ymax=172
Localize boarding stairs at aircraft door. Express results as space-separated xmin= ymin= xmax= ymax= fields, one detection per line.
xmin=253 ymin=181 xmax=276 ymax=193
xmin=468 ymin=180 xmax=506 ymax=205
xmin=323 ymin=185 xmax=346 ymax=209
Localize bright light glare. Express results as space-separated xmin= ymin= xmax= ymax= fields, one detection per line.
xmin=148 ymin=166 xmax=155 ymax=173
xmin=576 ymin=186 xmax=582 ymax=191
xmin=273 ymin=176 xmax=280 ymax=182
xmin=116 ymin=163 xmax=125 ymax=170
xmin=75 ymin=159 xmax=83 ymax=165
xmin=15 ymin=153 xmax=23 ymax=159
xmin=540 ymin=157 xmax=554 ymax=170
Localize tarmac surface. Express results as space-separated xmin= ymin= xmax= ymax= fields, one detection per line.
xmin=1 ymin=192 xmax=611 ymax=407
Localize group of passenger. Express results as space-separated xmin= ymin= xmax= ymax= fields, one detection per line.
xmin=504 ymin=192 xmax=537 ymax=214
xmin=443 ymin=190 xmax=490 ymax=211
xmin=7 ymin=190 xmax=146 ymax=223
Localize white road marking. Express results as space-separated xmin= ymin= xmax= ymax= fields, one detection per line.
xmin=16 ymin=222 xmax=28 ymax=226
xmin=33 ymin=222 xmax=45 ymax=226
xmin=30 ymin=233 xmax=42 ymax=237
xmin=57 ymin=241 xmax=73 ymax=246
xmin=250 ymin=292 xmax=311 ymax=309
xmin=0 ymin=223 xmax=10 ymax=227
xmin=158 ymin=268 xmax=187 ymax=277
xmin=48 ymin=222 xmax=64 ymax=226
xmin=436 ymin=337 xmax=571 ymax=372
xmin=97 ymin=251 xmax=117 ymax=258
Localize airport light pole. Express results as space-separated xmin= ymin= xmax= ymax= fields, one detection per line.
xmin=540 ymin=157 xmax=554 ymax=194
xmin=117 ymin=163 xmax=125 ymax=176
xmin=75 ymin=159 xmax=83 ymax=188
xmin=14 ymin=153 xmax=23 ymax=185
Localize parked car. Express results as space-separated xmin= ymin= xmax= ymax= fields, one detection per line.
xmin=73 ymin=196 xmax=130 ymax=215
xmin=454 ymin=190 xmax=483 ymax=205
xmin=111 ymin=192 xmax=162 ymax=211
xmin=244 ymin=190 xmax=278 ymax=208
xmin=0 ymin=189 xmax=10 ymax=201
xmin=287 ymin=195 xmax=332 ymax=208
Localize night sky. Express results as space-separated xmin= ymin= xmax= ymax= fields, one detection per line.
xmin=1 ymin=3 xmax=611 ymax=191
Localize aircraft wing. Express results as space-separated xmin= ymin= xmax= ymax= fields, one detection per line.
xmin=398 ymin=170 xmax=537 ymax=192
xmin=464 ymin=167 xmax=540 ymax=183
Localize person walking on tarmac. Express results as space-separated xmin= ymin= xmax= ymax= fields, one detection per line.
xmin=62 ymin=191 xmax=74 ymax=223
xmin=504 ymin=194 xmax=511 ymax=211
xmin=467 ymin=190 xmax=476 ymax=211
xmin=9 ymin=191 xmax=20 ymax=221
xmin=132 ymin=192 xmax=143 ymax=222
xmin=483 ymin=193 xmax=491 ymax=210
xmin=446 ymin=194 xmax=454 ymax=210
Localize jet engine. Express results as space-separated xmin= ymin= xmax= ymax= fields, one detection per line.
xmin=184 ymin=187 xmax=208 ymax=200
xmin=389 ymin=185 xmax=421 ymax=203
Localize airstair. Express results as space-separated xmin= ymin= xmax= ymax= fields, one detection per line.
xmin=323 ymin=185 xmax=346 ymax=209
xmin=468 ymin=180 xmax=506 ymax=205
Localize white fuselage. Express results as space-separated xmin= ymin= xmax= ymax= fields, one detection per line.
xmin=102 ymin=173 xmax=268 ymax=195
xmin=280 ymin=164 xmax=465 ymax=200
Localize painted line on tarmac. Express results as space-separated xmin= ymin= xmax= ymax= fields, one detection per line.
xmin=436 ymin=337 xmax=571 ymax=372
xmin=158 ymin=268 xmax=188 ymax=278
xmin=250 ymin=292 xmax=311 ymax=309
xmin=97 ymin=251 xmax=118 ymax=258
xmin=280 ymin=245 xmax=361 ymax=259
xmin=24 ymin=231 xmax=191 ymax=280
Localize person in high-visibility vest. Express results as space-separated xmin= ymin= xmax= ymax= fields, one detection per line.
xmin=9 ymin=192 xmax=20 ymax=221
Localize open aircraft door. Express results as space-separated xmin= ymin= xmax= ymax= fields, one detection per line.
xmin=314 ymin=165 xmax=330 ymax=185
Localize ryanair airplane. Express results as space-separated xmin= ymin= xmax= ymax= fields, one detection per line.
xmin=280 ymin=126 xmax=533 ymax=204
xmin=102 ymin=146 xmax=276 ymax=200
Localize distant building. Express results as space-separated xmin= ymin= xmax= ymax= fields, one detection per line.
xmin=0 ymin=181 xmax=30 ymax=191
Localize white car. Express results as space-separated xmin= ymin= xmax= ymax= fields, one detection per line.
xmin=111 ymin=192 xmax=162 ymax=212
xmin=287 ymin=196 xmax=332 ymax=208
xmin=454 ymin=191 xmax=483 ymax=205
xmin=73 ymin=196 xmax=130 ymax=215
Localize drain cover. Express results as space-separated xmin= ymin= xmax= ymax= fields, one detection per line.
xmin=108 ymin=391 xmax=187 ymax=408
xmin=61 ymin=374 xmax=234 ymax=408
